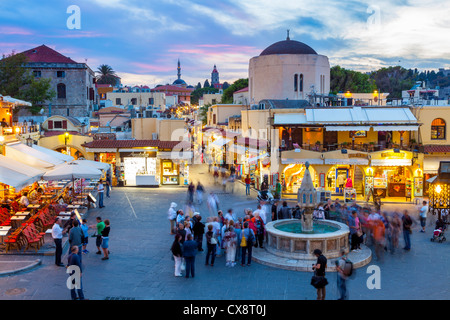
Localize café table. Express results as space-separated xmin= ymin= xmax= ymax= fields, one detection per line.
xmin=0 ymin=226 xmax=12 ymax=231
xmin=0 ymin=229 xmax=10 ymax=244
xmin=15 ymin=211 xmax=30 ymax=218
xmin=67 ymin=205 xmax=80 ymax=210
xmin=10 ymin=216 xmax=26 ymax=228
xmin=58 ymin=212 xmax=71 ymax=216
xmin=27 ymin=204 xmax=41 ymax=210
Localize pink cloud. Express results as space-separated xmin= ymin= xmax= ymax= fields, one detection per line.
xmin=132 ymin=62 xmax=174 ymax=73
xmin=0 ymin=26 xmax=33 ymax=36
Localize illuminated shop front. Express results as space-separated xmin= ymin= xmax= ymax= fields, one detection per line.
xmin=368 ymin=149 xmax=423 ymax=200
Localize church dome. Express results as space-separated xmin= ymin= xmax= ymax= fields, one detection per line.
xmin=260 ymin=38 xmax=317 ymax=56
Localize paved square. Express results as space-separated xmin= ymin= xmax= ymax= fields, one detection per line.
xmin=0 ymin=164 xmax=448 ymax=300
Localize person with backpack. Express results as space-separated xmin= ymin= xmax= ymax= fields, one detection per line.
xmin=251 ymin=212 xmax=265 ymax=248
xmin=312 ymin=249 xmax=328 ymax=300
xmin=335 ymin=249 xmax=352 ymax=300
xmin=240 ymin=222 xmax=255 ymax=266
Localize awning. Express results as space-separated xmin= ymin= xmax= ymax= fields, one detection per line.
xmin=71 ymin=160 xmax=111 ymax=171
xmin=325 ymin=126 xmax=371 ymax=132
xmin=371 ymin=159 xmax=412 ymax=166
xmin=281 ymin=158 xmax=324 ymax=165
xmin=32 ymin=144 xmax=74 ymax=162
xmin=325 ymin=158 xmax=369 ymax=165
xmin=423 ymin=157 xmax=449 ymax=174
xmin=157 ymin=151 xmax=193 ymax=160
xmin=0 ymin=155 xmax=45 ymax=190
xmin=274 ymin=113 xmax=307 ymax=125
xmin=85 ymin=148 xmax=117 ymax=153
xmin=4 ymin=142 xmax=64 ymax=169
xmin=371 ymin=126 xmax=419 ymax=131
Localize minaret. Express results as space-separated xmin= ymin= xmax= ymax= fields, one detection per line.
xmin=177 ymin=59 xmax=181 ymax=80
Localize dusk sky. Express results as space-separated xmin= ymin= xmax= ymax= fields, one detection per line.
xmin=1 ymin=0 xmax=449 ymax=87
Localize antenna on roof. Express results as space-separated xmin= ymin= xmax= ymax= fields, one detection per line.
xmin=287 ymin=29 xmax=290 ymax=40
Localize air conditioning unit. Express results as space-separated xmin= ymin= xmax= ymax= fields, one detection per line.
xmin=152 ymin=133 xmax=158 ymax=140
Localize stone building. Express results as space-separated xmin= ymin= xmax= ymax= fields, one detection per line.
xmin=18 ymin=45 xmax=97 ymax=121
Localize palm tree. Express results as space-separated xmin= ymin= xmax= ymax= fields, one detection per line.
xmin=96 ymin=64 xmax=118 ymax=85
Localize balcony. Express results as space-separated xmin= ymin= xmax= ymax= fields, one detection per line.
xmin=279 ymin=141 xmax=421 ymax=154
xmin=1 ymin=123 xmax=40 ymax=136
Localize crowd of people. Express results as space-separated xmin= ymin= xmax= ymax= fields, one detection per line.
xmin=169 ymin=197 xmax=274 ymax=278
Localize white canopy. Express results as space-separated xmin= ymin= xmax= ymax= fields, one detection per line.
xmin=32 ymin=144 xmax=74 ymax=162
xmin=71 ymin=160 xmax=111 ymax=171
xmin=0 ymin=155 xmax=45 ymax=190
xmin=42 ymin=162 xmax=102 ymax=181
xmin=5 ymin=142 xmax=65 ymax=169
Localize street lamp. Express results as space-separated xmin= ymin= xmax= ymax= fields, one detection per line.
xmin=64 ymin=131 xmax=69 ymax=145
xmin=428 ymin=161 xmax=450 ymax=224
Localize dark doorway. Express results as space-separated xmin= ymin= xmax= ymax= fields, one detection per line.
xmin=323 ymin=129 xmax=338 ymax=151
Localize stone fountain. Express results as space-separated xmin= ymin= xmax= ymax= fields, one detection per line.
xmin=252 ymin=162 xmax=372 ymax=271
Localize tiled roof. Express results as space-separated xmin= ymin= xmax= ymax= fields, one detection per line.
xmin=234 ymin=87 xmax=248 ymax=94
xmin=151 ymin=85 xmax=194 ymax=93
xmin=21 ymin=45 xmax=78 ymax=64
xmin=424 ymin=145 xmax=450 ymax=153
xmin=82 ymin=140 xmax=191 ymax=150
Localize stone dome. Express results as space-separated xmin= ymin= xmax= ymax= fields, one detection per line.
xmin=260 ymin=39 xmax=317 ymax=56
xmin=172 ymin=78 xmax=187 ymax=86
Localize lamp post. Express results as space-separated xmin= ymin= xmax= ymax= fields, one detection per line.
xmin=429 ymin=161 xmax=450 ymax=224
xmin=64 ymin=131 xmax=70 ymax=156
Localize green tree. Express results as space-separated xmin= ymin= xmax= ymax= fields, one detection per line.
xmin=96 ymin=64 xmax=118 ymax=86
xmin=222 ymin=78 xmax=248 ymax=104
xmin=19 ymin=77 xmax=56 ymax=114
xmin=196 ymin=82 xmax=202 ymax=89
xmin=330 ymin=66 xmax=376 ymax=94
xmin=203 ymin=79 xmax=210 ymax=88
xmin=369 ymin=66 xmax=416 ymax=99
xmin=198 ymin=103 xmax=211 ymax=125
xmin=0 ymin=52 xmax=32 ymax=97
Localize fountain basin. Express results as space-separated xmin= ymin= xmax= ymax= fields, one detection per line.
xmin=265 ymin=219 xmax=350 ymax=260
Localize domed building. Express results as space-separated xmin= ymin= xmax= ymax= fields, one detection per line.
xmin=172 ymin=59 xmax=187 ymax=87
xmin=249 ymin=32 xmax=330 ymax=104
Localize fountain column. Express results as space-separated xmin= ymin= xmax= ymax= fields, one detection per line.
xmin=297 ymin=162 xmax=317 ymax=233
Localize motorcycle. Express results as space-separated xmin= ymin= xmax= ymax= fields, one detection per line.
xmin=257 ymin=190 xmax=276 ymax=205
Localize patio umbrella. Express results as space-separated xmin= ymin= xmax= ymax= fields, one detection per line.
xmin=42 ymin=162 xmax=103 ymax=199
xmin=70 ymin=160 xmax=111 ymax=172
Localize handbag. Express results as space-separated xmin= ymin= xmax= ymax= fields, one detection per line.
xmin=210 ymin=234 xmax=218 ymax=245
xmin=311 ymin=274 xmax=328 ymax=288
xmin=240 ymin=232 xmax=247 ymax=247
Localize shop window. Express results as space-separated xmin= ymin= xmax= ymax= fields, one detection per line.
xmin=431 ymin=118 xmax=446 ymax=140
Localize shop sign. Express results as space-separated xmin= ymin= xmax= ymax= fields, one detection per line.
xmin=349 ymin=130 xmax=367 ymax=138
xmin=348 ymin=153 xmax=369 ymax=159
xmin=380 ymin=151 xmax=407 ymax=159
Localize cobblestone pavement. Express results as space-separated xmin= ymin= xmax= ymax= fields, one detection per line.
xmin=0 ymin=164 xmax=448 ymax=300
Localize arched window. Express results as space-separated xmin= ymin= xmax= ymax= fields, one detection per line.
xmin=294 ymin=74 xmax=298 ymax=92
xmin=299 ymin=74 xmax=303 ymax=92
xmin=431 ymin=118 xmax=446 ymax=140
xmin=57 ymin=83 xmax=66 ymax=99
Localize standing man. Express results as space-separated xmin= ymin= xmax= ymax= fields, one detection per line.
xmin=52 ymin=217 xmax=67 ymax=267
xmin=254 ymin=204 xmax=267 ymax=225
xmin=168 ymin=202 xmax=177 ymax=235
xmin=419 ymin=201 xmax=428 ymax=233
xmin=69 ymin=220 xmax=84 ymax=262
xmin=97 ymin=180 xmax=105 ymax=208
xmin=182 ymin=234 xmax=197 ymax=279
xmin=90 ymin=217 xmax=105 ymax=255
xmin=240 ymin=222 xmax=255 ymax=266
xmin=402 ymin=210 xmax=413 ymax=251
xmin=192 ymin=214 xmax=205 ymax=251
xmin=271 ymin=201 xmax=279 ymax=222
xmin=278 ymin=201 xmax=292 ymax=220
xmin=275 ymin=179 xmax=282 ymax=200
xmin=196 ymin=182 xmax=204 ymax=205
xmin=245 ymin=175 xmax=251 ymax=196
xmin=312 ymin=249 xmax=328 ymax=300
xmin=67 ymin=246 xmax=86 ymax=300
xmin=335 ymin=250 xmax=349 ymax=300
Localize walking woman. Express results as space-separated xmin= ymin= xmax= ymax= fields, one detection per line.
xmin=205 ymin=224 xmax=217 ymax=266
xmin=171 ymin=234 xmax=183 ymax=277
xmin=101 ymin=219 xmax=110 ymax=260
xmin=224 ymin=226 xmax=237 ymax=267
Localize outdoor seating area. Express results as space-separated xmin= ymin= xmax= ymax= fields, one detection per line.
xmin=0 ymin=142 xmax=109 ymax=254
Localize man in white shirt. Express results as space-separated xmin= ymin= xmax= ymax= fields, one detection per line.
xmin=419 ymin=201 xmax=428 ymax=233
xmin=19 ymin=192 xmax=30 ymax=208
xmin=52 ymin=218 xmax=66 ymax=267
xmin=224 ymin=209 xmax=236 ymax=223
xmin=253 ymin=205 xmax=267 ymax=224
